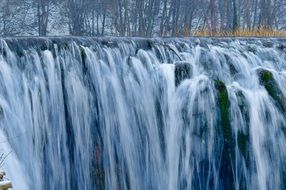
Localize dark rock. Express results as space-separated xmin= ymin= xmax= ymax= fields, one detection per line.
xmin=246 ymin=45 xmax=256 ymax=54
xmin=0 ymin=106 xmax=3 ymax=120
xmin=79 ymin=46 xmax=89 ymax=74
xmin=175 ymin=62 xmax=193 ymax=87
xmin=194 ymin=39 xmax=200 ymax=46
xmin=134 ymin=39 xmax=153 ymax=54
xmin=276 ymin=44 xmax=286 ymax=50
xmin=224 ymin=54 xmax=239 ymax=77
xmin=79 ymin=46 xmax=87 ymax=60
xmin=262 ymin=41 xmax=273 ymax=48
xmin=101 ymin=40 xmax=119 ymax=48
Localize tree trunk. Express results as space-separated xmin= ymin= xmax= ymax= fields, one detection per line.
xmin=232 ymin=0 xmax=238 ymax=32
xmin=210 ymin=0 xmax=216 ymax=35
xmin=37 ymin=0 xmax=49 ymax=36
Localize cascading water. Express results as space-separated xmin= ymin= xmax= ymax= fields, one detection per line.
xmin=0 ymin=37 xmax=285 ymax=190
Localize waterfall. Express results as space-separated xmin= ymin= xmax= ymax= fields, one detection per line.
xmin=0 ymin=37 xmax=285 ymax=190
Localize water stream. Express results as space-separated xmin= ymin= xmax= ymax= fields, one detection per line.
xmin=0 ymin=37 xmax=285 ymax=190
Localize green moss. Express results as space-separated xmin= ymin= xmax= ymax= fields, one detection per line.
xmin=259 ymin=69 xmax=273 ymax=83
xmin=214 ymin=80 xmax=230 ymax=138
xmin=235 ymin=90 xmax=250 ymax=167
xmin=257 ymin=69 xmax=286 ymax=114
xmin=235 ymin=91 xmax=250 ymax=125
xmin=237 ymin=131 xmax=248 ymax=159
xmin=214 ymin=80 xmax=235 ymax=190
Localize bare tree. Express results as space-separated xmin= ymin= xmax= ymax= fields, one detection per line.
xmin=1 ymin=0 xmax=286 ymax=37
xmin=66 ymin=0 xmax=87 ymax=35
xmin=232 ymin=0 xmax=238 ymax=32
xmin=210 ymin=0 xmax=217 ymax=34
xmin=35 ymin=0 xmax=51 ymax=36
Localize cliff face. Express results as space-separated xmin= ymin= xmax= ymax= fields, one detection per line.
xmin=0 ymin=37 xmax=286 ymax=190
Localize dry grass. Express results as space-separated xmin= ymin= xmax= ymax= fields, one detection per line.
xmin=193 ymin=29 xmax=286 ymax=37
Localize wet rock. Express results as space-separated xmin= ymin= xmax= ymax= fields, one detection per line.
xmin=235 ymin=90 xmax=250 ymax=166
xmin=197 ymin=38 xmax=211 ymax=49
xmin=214 ymin=80 xmax=231 ymax=136
xmin=0 ymin=106 xmax=3 ymax=120
xmin=175 ymin=62 xmax=193 ymax=86
xmin=246 ymin=45 xmax=256 ymax=54
xmin=79 ymin=46 xmax=89 ymax=74
xmin=0 ymin=181 xmax=12 ymax=190
xmin=0 ymin=170 xmax=12 ymax=190
xmin=262 ymin=41 xmax=273 ymax=48
xmin=257 ymin=69 xmax=286 ymax=114
xmin=194 ymin=39 xmax=200 ymax=46
xmin=229 ymin=63 xmax=238 ymax=77
xmin=235 ymin=90 xmax=252 ymax=190
xmin=151 ymin=45 xmax=163 ymax=62
xmin=101 ymin=40 xmax=119 ymax=49
xmin=79 ymin=46 xmax=87 ymax=60
xmin=0 ymin=171 xmax=5 ymax=180
xmin=214 ymin=80 xmax=235 ymax=190
xmin=200 ymin=50 xmax=215 ymax=75
xmin=224 ymin=54 xmax=239 ymax=77
xmin=276 ymin=44 xmax=286 ymax=51
xmin=135 ymin=39 xmax=153 ymax=51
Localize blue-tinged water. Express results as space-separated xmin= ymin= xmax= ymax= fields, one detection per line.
xmin=0 ymin=38 xmax=285 ymax=190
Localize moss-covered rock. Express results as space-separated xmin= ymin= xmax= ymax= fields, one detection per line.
xmin=175 ymin=62 xmax=192 ymax=87
xmin=214 ymin=80 xmax=230 ymax=136
xmin=257 ymin=69 xmax=286 ymax=115
xmin=214 ymin=80 xmax=235 ymax=190
xmin=235 ymin=90 xmax=251 ymax=190
xmin=235 ymin=90 xmax=250 ymax=157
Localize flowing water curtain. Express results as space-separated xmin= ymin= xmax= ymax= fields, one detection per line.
xmin=0 ymin=38 xmax=285 ymax=190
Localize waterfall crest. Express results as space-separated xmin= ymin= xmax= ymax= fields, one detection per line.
xmin=0 ymin=37 xmax=285 ymax=190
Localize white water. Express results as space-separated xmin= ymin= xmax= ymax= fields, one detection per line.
xmin=0 ymin=38 xmax=285 ymax=190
